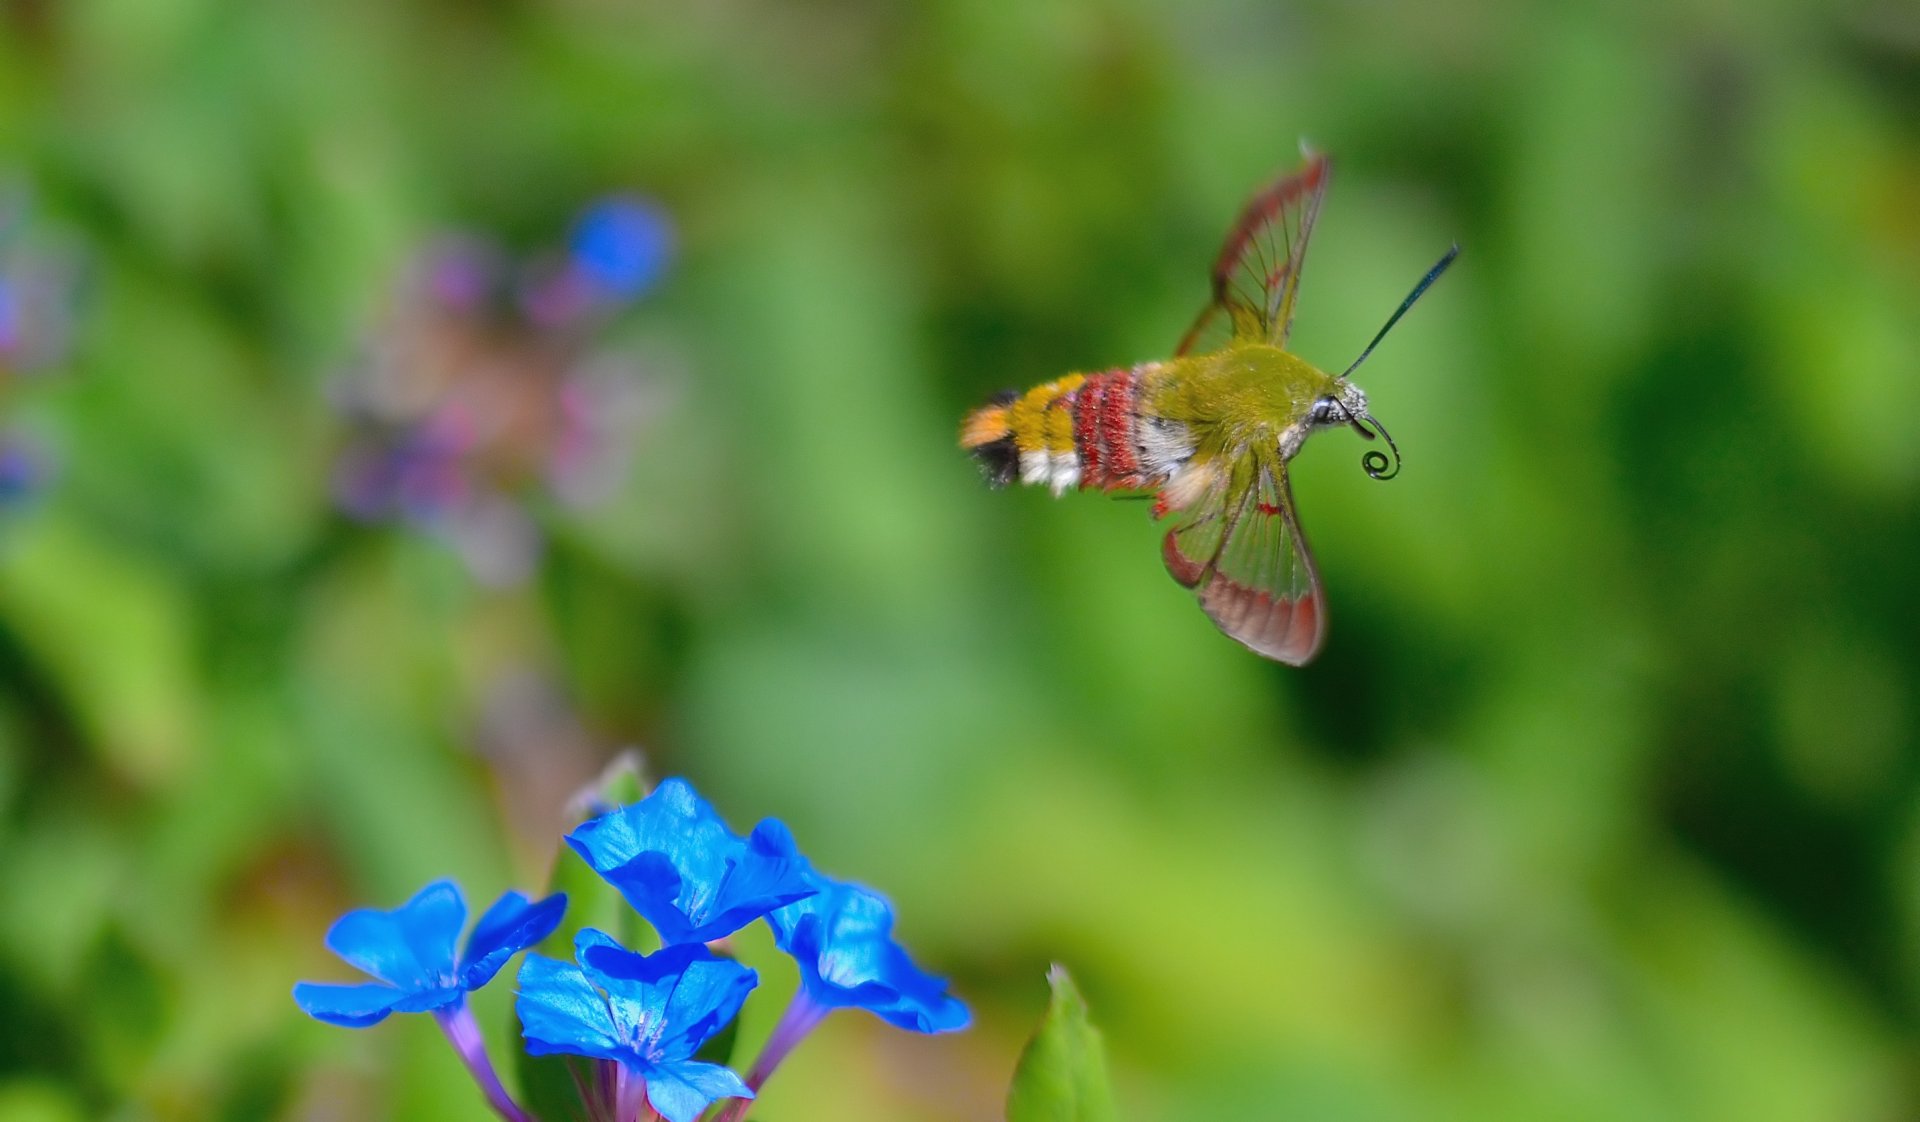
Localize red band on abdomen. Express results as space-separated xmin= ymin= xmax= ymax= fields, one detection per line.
xmin=1074 ymin=375 xmax=1105 ymax=487
xmin=1098 ymin=370 xmax=1141 ymax=488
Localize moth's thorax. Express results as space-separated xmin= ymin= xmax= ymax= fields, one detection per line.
xmin=1147 ymin=343 xmax=1331 ymax=423
xmin=1144 ymin=342 xmax=1339 ymax=465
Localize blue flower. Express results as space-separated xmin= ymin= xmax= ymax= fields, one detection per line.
xmin=294 ymin=880 xmax=565 ymax=1028
xmin=566 ymin=777 xmax=816 ymax=946
xmin=517 ymin=929 xmax=756 ymax=1122
xmin=769 ymin=874 xmax=969 ymax=1033
xmin=568 ymin=197 xmax=672 ymax=302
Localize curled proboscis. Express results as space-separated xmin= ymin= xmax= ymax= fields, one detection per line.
xmin=1351 ymin=415 xmax=1402 ymax=481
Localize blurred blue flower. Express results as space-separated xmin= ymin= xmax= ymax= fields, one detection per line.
xmin=568 ymin=197 xmax=672 ymax=302
xmin=517 ymin=928 xmax=755 ymax=1122
xmin=566 ymin=777 xmax=815 ymax=946
xmin=293 ymin=880 xmax=565 ymax=1028
xmin=769 ymin=875 xmax=969 ymax=1033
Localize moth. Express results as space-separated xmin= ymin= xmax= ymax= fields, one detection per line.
xmin=960 ymin=150 xmax=1456 ymax=664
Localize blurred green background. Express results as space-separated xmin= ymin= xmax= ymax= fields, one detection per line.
xmin=2 ymin=1 xmax=1918 ymax=1119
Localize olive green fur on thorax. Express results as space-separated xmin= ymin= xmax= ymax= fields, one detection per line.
xmin=1143 ymin=341 xmax=1337 ymax=456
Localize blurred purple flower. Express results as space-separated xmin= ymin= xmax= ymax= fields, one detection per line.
xmin=330 ymin=195 xmax=672 ymax=584
xmin=0 ymin=431 xmax=52 ymax=509
xmin=0 ymin=206 xmax=82 ymax=374
xmin=420 ymin=235 xmax=506 ymax=315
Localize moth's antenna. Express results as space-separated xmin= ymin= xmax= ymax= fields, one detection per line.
xmin=1340 ymin=244 xmax=1459 ymax=379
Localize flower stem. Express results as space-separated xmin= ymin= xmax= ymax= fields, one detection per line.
xmin=712 ymin=992 xmax=829 ymax=1122
xmin=613 ymin=1062 xmax=650 ymax=1122
xmin=434 ymin=1004 xmax=533 ymax=1122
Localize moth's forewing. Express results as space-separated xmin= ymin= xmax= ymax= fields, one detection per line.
xmin=1174 ymin=151 xmax=1330 ymax=357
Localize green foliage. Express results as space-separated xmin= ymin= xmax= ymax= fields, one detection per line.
xmin=1008 ymin=967 xmax=1118 ymax=1122
xmin=513 ymin=1047 xmax=593 ymax=1122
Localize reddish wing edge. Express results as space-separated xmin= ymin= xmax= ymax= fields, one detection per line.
xmin=1159 ymin=458 xmax=1326 ymax=665
xmin=1174 ymin=150 xmax=1331 ymax=357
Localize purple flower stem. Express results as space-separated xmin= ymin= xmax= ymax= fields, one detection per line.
xmin=434 ymin=1004 xmax=534 ymax=1122
xmin=613 ymin=1063 xmax=651 ymax=1122
xmin=711 ymin=991 xmax=830 ymax=1122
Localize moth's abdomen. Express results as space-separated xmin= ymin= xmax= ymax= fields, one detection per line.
xmin=960 ymin=364 xmax=1183 ymax=495
xmin=1011 ymin=373 xmax=1085 ymax=493
xmin=959 ymin=375 xmax=1078 ymax=493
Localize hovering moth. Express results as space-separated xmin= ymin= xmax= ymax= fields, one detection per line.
xmin=960 ymin=150 xmax=1456 ymax=664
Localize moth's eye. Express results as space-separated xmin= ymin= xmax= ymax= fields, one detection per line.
xmin=1309 ymin=397 xmax=1344 ymax=425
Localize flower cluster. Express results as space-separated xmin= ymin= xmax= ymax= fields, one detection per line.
xmin=295 ymin=777 xmax=967 ymax=1122
xmin=330 ymin=196 xmax=672 ymax=585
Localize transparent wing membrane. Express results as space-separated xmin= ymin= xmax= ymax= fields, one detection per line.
xmin=1175 ymin=151 xmax=1330 ymax=356
xmin=1159 ymin=455 xmax=1325 ymax=665
xmin=1161 ymin=469 xmax=1232 ymax=588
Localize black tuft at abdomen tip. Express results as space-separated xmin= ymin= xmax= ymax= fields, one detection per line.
xmin=969 ymin=436 xmax=1019 ymax=489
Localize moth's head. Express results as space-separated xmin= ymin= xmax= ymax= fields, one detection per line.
xmin=1307 ymin=380 xmax=1400 ymax=481
xmin=1308 ymin=381 xmax=1370 ymax=429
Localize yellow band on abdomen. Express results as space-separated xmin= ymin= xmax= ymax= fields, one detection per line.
xmin=1009 ymin=375 xmax=1084 ymax=456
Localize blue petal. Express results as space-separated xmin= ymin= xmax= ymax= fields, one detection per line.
xmin=515 ymin=953 xmax=631 ymax=1065
xmin=292 ymin=981 xmax=404 ymax=1028
xmin=651 ymin=955 xmax=758 ymax=1058
xmin=566 ymin=779 xmax=715 ymax=942
xmin=770 ymin=878 xmax=969 ymax=1034
xmin=863 ymin=956 xmax=971 ymax=1033
xmin=569 ymin=198 xmax=672 ymax=301
xmin=608 ymin=853 xmax=691 ymax=937
xmin=578 ymin=936 xmax=758 ymax=1063
xmin=641 ymin=1061 xmax=752 ymax=1122
xmin=572 ymin=926 xmax=626 ymax=961
xmin=697 ymin=819 xmax=816 ymax=941
xmin=566 ymin=778 xmax=814 ymax=945
xmin=460 ymin=890 xmax=567 ymax=990
xmin=325 ymin=880 xmax=466 ymax=992
xmin=573 ymin=927 xmax=675 ymax=984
